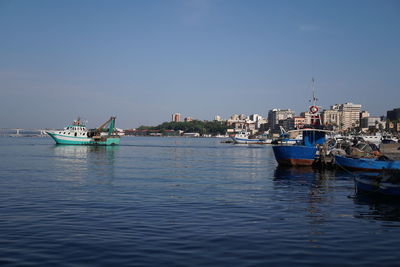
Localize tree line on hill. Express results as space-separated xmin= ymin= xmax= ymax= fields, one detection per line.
xmin=137 ymin=120 xmax=228 ymax=135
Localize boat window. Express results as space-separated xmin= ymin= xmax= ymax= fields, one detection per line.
xmin=75 ymin=133 xmax=77 ymax=137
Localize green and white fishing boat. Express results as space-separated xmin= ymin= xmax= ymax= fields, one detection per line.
xmin=46 ymin=117 xmax=120 ymax=145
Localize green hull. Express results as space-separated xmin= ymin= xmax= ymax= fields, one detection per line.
xmin=47 ymin=132 xmax=120 ymax=146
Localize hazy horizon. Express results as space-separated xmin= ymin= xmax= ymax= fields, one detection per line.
xmin=1 ymin=0 xmax=399 ymax=129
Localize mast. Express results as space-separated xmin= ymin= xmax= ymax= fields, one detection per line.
xmin=309 ymin=78 xmax=321 ymax=126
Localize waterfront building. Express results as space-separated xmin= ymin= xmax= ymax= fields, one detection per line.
xmin=336 ymin=102 xmax=362 ymax=130
xmin=268 ymin=109 xmax=295 ymax=132
xmin=183 ymin=132 xmax=200 ymax=137
xmin=321 ymin=109 xmax=340 ymax=128
xmin=360 ymin=116 xmax=382 ymax=132
xmin=280 ymin=117 xmax=305 ymax=131
xmin=324 ymin=102 xmax=361 ymax=130
xmin=226 ymin=114 xmax=257 ymax=134
xmin=250 ymin=114 xmax=267 ymax=129
xmin=172 ymin=113 xmax=181 ymax=122
xmin=360 ymin=111 xmax=370 ymax=121
xmin=249 ymin=114 xmax=262 ymax=122
xmin=280 ymin=118 xmax=294 ymax=131
xmin=299 ymin=112 xmax=313 ymax=126
xmin=387 ymin=107 xmax=400 ymax=132
xmin=387 ymin=108 xmax=400 ymax=121
xmin=293 ymin=117 xmax=306 ymax=129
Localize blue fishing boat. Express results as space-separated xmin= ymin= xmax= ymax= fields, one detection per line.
xmin=335 ymin=155 xmax=400 ymax=171
xmin=355 ymin=171 xmax=400 ymax=197
xmin=272 ymin=78 xmax=331 ymax=166
xmin=273 ymin=129 xmax=331 ymax=166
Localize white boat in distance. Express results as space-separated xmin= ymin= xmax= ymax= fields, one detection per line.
xmin=231 ymin=131 xmax=272 ymax=144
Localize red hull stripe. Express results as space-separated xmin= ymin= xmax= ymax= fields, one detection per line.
xmin=277 ymin=158 xmax=314 ymax=166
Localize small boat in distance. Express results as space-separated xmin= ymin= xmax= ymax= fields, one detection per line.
xmin=46 ymin=117 xmax=120 ymax=145
xmin=230 ymin=131 xmax=272 ymax=144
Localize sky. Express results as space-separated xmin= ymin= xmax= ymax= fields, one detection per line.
xmin=1 ymin=0 xmax=399 ymax=129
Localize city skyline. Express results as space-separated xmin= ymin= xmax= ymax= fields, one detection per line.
xmin=1 ymin=0 xmax=399 ymax=129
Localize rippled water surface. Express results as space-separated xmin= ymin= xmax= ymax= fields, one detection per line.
xmin=1 ymin=136 xmax=400 ymax=266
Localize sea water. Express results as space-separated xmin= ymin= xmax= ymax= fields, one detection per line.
xmin=1 ymin=136 xmax=400 ymax=266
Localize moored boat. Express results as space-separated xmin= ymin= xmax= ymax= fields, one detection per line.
xmin=334 ymin=155 xmax=400 ymax=171
xmin=230 ymin=131 xmax=272 ymax=144
xmin=272 ymin=78 xmax=331 ymax=166
xmin=355 ymin=170 xmax=400 ymax=197
xmin=273 ymin=128 xmax=331 ymax=166
xmin=46 ymin=117 xmax=120 ymax=145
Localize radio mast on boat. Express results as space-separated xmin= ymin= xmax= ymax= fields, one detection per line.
xmin=309 ymin=78 xmax=321 ymax=126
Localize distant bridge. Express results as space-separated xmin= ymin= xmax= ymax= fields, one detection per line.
xmin=0 ymin=128 xmax=50 ymax=136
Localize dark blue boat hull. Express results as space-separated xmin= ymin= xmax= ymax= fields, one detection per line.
xmin=335 ymin=155 xmax=400 ymax=171
xmin=272 ymin=145 xmax=317 ymax=166
xmin=355 ymin=176 xmax=400 ymax=197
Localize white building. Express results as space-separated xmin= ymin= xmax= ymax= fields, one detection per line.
xmin=249 ymin=114 xmax=267 ymax=129
xmin=226 ymin=114 xmax=257 ymax=134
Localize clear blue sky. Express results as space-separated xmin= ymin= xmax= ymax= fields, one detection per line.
xmin=1 ymin=0 xmax=399 ymax=129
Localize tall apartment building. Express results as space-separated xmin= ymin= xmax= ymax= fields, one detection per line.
xmin=325 ymin=102 xmax=361 ymax=130
xmin=338 ymin=102 xmax=362 ymax=129
xmin=172 ymin=113 xmax=181 ymax=122
xmin=268 ymin=109 xmax=295 ymax=131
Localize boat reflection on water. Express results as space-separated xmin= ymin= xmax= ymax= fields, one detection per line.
xmin=273 ymin=166 xmax=338 ymax=207
xmin=272 ymin=166 xmax=340 ymax=240
xmin=273 ymin=165 xmax=337 ymax=187
xmin=274 ymin=165 xmax=317 ymax=181
xmin=52 ymin=145 xmax=119 ymax=184
xmin=353 ymin=194 xmax=400 ymax=222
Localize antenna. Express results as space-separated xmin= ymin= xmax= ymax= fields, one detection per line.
xmin=308 ymin=78 xmax=321 ymax=126
xmin=311 ymin=78 xmax=316 ymax=106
